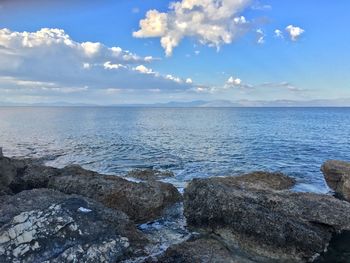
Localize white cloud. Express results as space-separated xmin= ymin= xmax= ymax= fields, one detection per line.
xmin=103 ymin=61 xmax=125 ymax=70
xmin=274 ymin=29 xmax=283 ymax=39
xmin=166 ymin=74 xmax=182 ymax=83
xmin=0 ymin=28 xmax=195 ymax=103
xmin=133 ymin=0 xmax=251 ymax=56
xmin=226 ymin=76 xmax=242 ymax=86
xmin=256 ymin=29 xmax=265 ymax=44
xmin=285 ymin=25 xmax=305 ymax=41
xmin=134 ymin=64 xmax=156 ymax=74
xmin=186 ymin=78 xmax=193 ymax=84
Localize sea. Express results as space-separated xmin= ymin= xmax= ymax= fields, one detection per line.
xmin=1 ymin=106 xmax=350 ymax=259
xmin=1 ymin=107 xmax=350 ymax=193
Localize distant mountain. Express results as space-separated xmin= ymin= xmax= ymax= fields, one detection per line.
xmin=1 ymin=98 xmax=350 ymax=107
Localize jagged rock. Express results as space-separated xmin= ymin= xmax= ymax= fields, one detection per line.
xmin=0 ymin=157 xmax=182 ymax=223
xmin=0 ymin=189 xmax=147 ymax=263
xmin=149 ymin=236 xmax=254 ymax=263
xmin=126 ymin=169 xmax=175 ymax=181
xmin=184 ymin=173 xmax=350 ymax=262
xmin=321 ymin=160 xmax=350 ymax=201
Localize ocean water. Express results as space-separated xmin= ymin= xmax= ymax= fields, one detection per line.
xmin=1 ymin=107 xmax=350 ymax=193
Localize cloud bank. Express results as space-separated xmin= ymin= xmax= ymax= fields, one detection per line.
xmin=0 ymin=28 xmax=194 ymax=103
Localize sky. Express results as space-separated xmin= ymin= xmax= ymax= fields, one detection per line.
xmin=0 ymin=0 xmax=349 ymax=105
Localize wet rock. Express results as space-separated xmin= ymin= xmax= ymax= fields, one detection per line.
xmin=126 ymin=169 xmax=175 ymax=181
xmin=0 ymin=188 xmax=147 ymax=263
xmin=184 ymin=174 xmax=350 ymax=262
xmin=321 ymin=160 xmax=350 ymax=201
xmin=150 ymin=236 xmax=254 ymax=263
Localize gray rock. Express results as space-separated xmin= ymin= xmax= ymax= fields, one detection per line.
xmin=184 ymin=173 xmax=350 ymax=262
xmin=149 ymin=236 xmax=254 ymax=263
xmin=0 ymin=157 xmax=17 ymax=195
xmin=0 ymin=188 xmax=147 ymax=263
xmin=0 ymin=157 xmax=182 ymax=223
xmin=126 ymin=169 xmax=175 ymax=181
xmin=321 ymin=160 xmax=350 ymax=201
xmin=50 ymin=165 xmax=182 ymax=223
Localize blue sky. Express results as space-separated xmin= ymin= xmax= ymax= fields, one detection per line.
xmin=0 ymin=0 xmax=349 ymax=104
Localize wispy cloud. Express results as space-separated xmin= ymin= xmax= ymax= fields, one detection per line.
xmin=194 ymin=76 xmax=304 ymax=94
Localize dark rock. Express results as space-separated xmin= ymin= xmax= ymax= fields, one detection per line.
xmin=126 ymin=169 xmax=175 ymax=181
xmin=314 ymin=231 xmax=350 ymax=263
xmin=0 ymin=188 xmax=147 ymax=263
xmin=49 ymin=165 xmax=182 ymax=223
xmin=321 ymin=160 xmax=350 ymax=201
xmin=0 ymin=157 xmax=182 ymax=223
xmin=150 ymin=236 xmax=254 ymax=263
xmin=0 ymin=157 xmax=17 ymax=195
xmin=184 ymin=174 xmax=350 ymax=262
xmin=0 ymin=157 xmax=50 ymax=195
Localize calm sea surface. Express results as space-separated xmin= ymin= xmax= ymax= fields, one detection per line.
xmin=1 ymin=107 xmax=349 ymax=193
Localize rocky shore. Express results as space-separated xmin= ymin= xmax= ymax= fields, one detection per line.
xmin=1 ymin=153 xmax=350 ymax=262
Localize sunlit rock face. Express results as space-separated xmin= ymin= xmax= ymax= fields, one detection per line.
xmin=322 ymin=160 xmax=350 ymax=201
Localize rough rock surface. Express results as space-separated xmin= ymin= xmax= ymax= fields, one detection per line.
xmin=321 ymin=160 xmax=350 ymax=201
xmin=184 ymin=173 xmax=350 ymax=262
xmin=50 ymin=165 xmax=182 ymax=223
xmin=126 ymin=169 xmax=174 ymax=181
xmin=0 ymin=157 xmax=182 ymax=223
xmin=0 ymin=189 xmax=147 ymax=263
xmin=218 ymin=171 xmax=296 ymax=190
xmin=0 ymin=156 xmax=47 ymax=195
xmin=150 ymin=236 xmax=254 ymax=263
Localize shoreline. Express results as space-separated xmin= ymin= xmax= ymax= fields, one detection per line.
xmin=1 ymin=154 xmax=350 ymax=262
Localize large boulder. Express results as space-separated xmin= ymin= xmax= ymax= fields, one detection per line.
xmin=48 ymin=165 xmax=182 ymax=223
xmin=0 ymin=188 xmax=147 ymax=263
xmin=150 ymin=236 xmax=254 ymax=263
xmin=1 ymin=158 xmax=182 ymax=223
xmin=321 ymin=160 xmax=350 ymax=201
xmin=184 ymin=172 xmax=350 ymax=262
